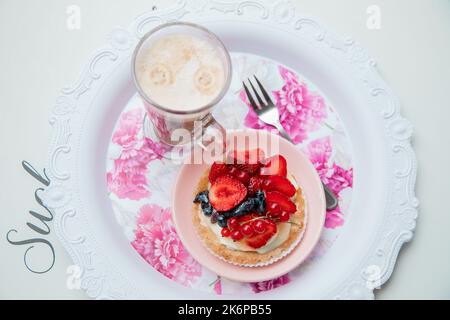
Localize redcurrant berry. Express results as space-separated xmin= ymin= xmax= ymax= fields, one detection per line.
xmin=231 ymin=230 xmax=244 ymax=241
xmin=253 ymin=220 xmax=267 ymax=233
xmin=228 ymin=217 xmax=239 ymax=230
xmin=280 ymin=211 xmax=290 ymax=222
xmin=221 ymin=228 xmax=231 ymax=237
xmin=241 ymin=224 xmax=254 ymax=237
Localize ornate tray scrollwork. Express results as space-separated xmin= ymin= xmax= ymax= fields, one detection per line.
xmin=46 ymin=0 xmax=417 ymax=299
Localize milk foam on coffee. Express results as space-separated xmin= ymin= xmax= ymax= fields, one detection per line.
xmin=136 ymin=34 xmax=227 ymax=111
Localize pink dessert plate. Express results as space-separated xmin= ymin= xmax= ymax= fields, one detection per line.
xmin=172 ymin=129 xmax=326 ymax=283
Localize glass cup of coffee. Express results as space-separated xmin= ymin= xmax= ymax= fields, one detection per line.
xmin=132 ymin=22 xmax=231 ymax=153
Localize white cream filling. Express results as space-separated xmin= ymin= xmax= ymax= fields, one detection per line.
xmin=199 ymin=174 xmax=298 ymax=254
xmin=199 ymin=212 xmax=291 ymax=254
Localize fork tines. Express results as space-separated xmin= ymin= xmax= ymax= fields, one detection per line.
xmin=243 ymin=76 xmax=274 ymax=112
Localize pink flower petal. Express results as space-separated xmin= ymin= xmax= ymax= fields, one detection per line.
xmin=325 ymin=207 xmax=345 ymax=229
xmin=132 ymin=204 xmax=202 ymax=286
xmin=106 ymin=108 xmax=169 ymax=200
xmin=250 ymin=274 xmax=291 ymax=293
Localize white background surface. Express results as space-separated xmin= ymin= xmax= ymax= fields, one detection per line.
xmin=0 ymin=0 xmax=449 ymax=299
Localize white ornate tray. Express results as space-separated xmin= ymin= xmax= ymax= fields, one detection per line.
xmin=44 ymin=0 xmax=418 ymax=299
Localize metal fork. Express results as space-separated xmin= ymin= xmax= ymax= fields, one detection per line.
xmin=243 ymin=76 xmax=339 ymax=211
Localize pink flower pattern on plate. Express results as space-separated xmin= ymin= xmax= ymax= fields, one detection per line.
xmin=305 ymin=137 xmax=353 ymax=229
xmin=250 ymin=274 xmax=291 ymax=293
xmin=241 ymin=66 xmax=327 ymax=144
xmin=132 ymin=204 xmax=202 ymax=286
xmin=213 ymin=278 xmax=222 ymax=295
xmin=107 ymin=108 xmax=168 ymax=200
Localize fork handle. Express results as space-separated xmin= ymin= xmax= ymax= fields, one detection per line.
xmin=274 ymin=123 xmax=292 ymax=142
xmin=273 ymin=123 xmax=339 ymax=211
xmin=322 ymin=183 xmax=339 ymax=211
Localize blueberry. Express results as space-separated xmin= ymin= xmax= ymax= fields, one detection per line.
xmin=254 ymin=189 xmax=265 ymax=200
xmin=194 ymin=191 xmax=209 ymax=204
xmin=253 ymin=190 xmax=266 ymax=214
xmin=201 ymin=202 xmax=213 ymax=216
xmin=210 ymin=212 xmax=219 ymax=224
xmin=223 ymin=190 xmax=267 ymax=218
xmin=194 ymin=191 xmax=217 ymax=217
xmin=231 ymin=199 xmax=255 ymax=217
xmin=217 ymin=215 xmax=228 ymax=228
xmin=194 ymin=189 xmax=266 ymax=222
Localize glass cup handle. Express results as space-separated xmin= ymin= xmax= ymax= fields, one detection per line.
xmin=192 ymin=113 xmax=227 ymax=156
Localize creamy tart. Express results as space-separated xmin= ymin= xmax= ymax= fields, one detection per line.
xmin=193 ymin=150 xmax=307 ymax=266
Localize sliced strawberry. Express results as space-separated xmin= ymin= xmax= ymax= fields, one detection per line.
xmin=248 ymin=176 xmax=263 ymax=194
xmin=265 ymin=191 xmax=296 ymax=213
xmin=227 ymin=148 xmax=265 ymax=165
xmin=248 ymin=175 xmax=296 ymax=196
xmin=209 ymin=162 xmax=228 ymax=183
xmin=227 ymin=166 xmax=250 ymax=185
xmin=245 ymin=219 xmax=277 ymax=249
xmin=260 ymin=155 xmax=287 ymax=177
xmin=266 ymin=202 xmax=281 ymax=217
xmin=261 ymin=175 xmax=296 ymax=197
xmin=234 ymin=163 xmax=261 ymax=176
xmin=227 ymin=148 xmax=265 ymax=176
xmin=209 ymin=175 xmax=247 ymax=211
